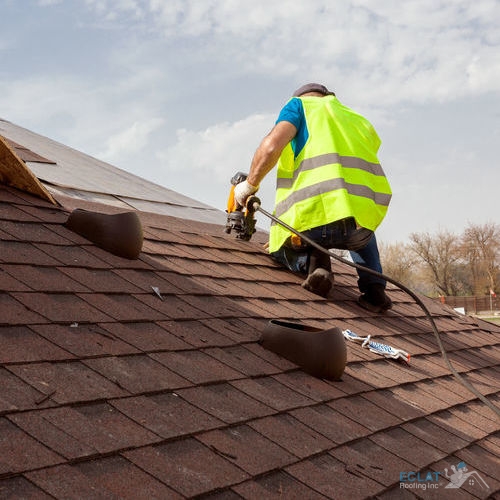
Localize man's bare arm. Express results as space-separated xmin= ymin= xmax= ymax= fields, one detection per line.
xmin=246 ymin=120 xmax=297 ymax=186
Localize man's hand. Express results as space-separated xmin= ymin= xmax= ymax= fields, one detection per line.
xmin=234 ymin=179 xmax=259 ymax=207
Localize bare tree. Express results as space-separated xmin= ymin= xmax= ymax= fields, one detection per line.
xmin=409 ymin=230 xmax=464 ymax=296
xmin=379 ymin=241 xmax=418 ymax=285
xmin=461 ymin=222 xmax=500 ymax=295
xmin=381 ymin=224 xmax=500 ymax=299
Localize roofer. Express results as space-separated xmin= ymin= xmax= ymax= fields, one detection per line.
xmin=234 ymin=83 xmax=392 ymax=312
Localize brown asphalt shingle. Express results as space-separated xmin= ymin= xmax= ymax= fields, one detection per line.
xmin=0 ymin=146 xmax=499 ymax=498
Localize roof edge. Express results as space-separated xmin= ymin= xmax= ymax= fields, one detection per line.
xmin=0 ymin=134 xmax=57 ymax=205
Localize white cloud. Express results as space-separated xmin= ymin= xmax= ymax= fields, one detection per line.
xmin=0 ymin=76 xmax=83 ymax=132
xmin=98 ymin=118 xmax=165 ymax=161
xmin=0 ymin=71 xmax=166 ymax=165
xmin=114 ymin=1 xmax=498 ymax=107
xmin=466 ymin=48 xmax=500 ymax=92
xmin=37 ymin=0 xmax=63 ymax=5
xmin=157 ymin=113 xmax=273 ymax=182
xmin=84 ymin=0 xmax=145 ymax=20
xmin=71 ymin=0 xmax=500 ymax=106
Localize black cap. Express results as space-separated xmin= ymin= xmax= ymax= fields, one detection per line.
xmin=293 ymin=83 xmax=335 ymax=97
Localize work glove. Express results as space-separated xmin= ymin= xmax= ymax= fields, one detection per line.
xmin=234 ymin=179 xmax=259 ymax=207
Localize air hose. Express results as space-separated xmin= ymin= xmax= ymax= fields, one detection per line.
xmin=247 ymin=196 xmax=500 ymax=419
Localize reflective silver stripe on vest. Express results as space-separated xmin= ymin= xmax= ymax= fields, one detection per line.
xmin=274 ymin=178 xmax=392 ymax=218
xmin=276 ymin=153 xmax=385 ymax=189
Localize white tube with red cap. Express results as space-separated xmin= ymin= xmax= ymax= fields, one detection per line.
xmin=342 ymin=329 xmax=410 ymax=363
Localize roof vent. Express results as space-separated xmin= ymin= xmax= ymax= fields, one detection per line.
xmin=65 ymin=209 xmax=143 ymax=259
xmin=260 ymin=319 xmax=347 ymax=380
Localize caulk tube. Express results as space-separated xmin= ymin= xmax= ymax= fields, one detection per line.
xmin=342 ymin=329 xmax=410 ymax=363
xmin=365 ymin=340 xmax=410 ymax=363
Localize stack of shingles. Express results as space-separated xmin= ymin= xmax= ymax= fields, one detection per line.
xmin=0 ymin=183 xmax=499 ymax=499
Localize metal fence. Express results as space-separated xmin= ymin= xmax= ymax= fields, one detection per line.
xmin=440 ymin=295 xmax=499 ymax=314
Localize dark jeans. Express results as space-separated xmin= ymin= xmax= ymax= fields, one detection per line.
xmin=270 ymin=218 xmax=386 ymax=293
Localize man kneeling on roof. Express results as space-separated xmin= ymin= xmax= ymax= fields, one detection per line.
xmin=234 ymin=83 xmax=392 ymax=313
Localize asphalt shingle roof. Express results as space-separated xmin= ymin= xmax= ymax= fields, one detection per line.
xmin=0 ymin=126 xmax=499 ymax=499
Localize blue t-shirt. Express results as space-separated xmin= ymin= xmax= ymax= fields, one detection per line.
xmin=275 ymin=97 xmax=309 ymax=158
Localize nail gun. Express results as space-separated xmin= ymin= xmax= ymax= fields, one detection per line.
xmin=224 ymin=172 xmax=259 ymax=241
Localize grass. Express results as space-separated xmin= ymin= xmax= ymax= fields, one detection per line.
xmin=477 ymin=315 xmax=500 ymax=325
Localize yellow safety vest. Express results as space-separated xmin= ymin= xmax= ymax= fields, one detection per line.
xmin=269 ymin=96 xmax=392 ymax=253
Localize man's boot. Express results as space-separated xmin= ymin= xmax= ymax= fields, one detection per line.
xmin=301 ymin=249 xmax=333 ymax=298
xmin=302 ymin=268 xmax=333 ymax=297
xmin=358 ymin=283 xmax=392 ymax=313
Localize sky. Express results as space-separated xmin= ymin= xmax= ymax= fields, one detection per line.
xmin=0 ymin=0 xmax=499 ymax=244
